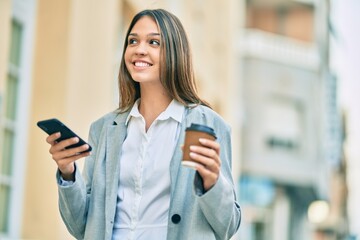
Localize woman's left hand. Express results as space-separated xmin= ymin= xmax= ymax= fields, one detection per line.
xmin=189 ymin=138 xmax=221 ymax=191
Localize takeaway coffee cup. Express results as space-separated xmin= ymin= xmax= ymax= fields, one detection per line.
xmin=182 ymin=123 xmax=217 ymax=169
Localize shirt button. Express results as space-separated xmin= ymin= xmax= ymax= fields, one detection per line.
xmin=171 ymin=214 xmax=181 ymax=224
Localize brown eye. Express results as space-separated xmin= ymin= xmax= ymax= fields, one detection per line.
xmin=128 ymin=38 xmax=137 ymax=45
xmin=149 ymin=39 xmax=160 ymax=46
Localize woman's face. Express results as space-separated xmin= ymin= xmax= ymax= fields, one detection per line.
xmin=125 ymin=16 xmax=161 ymax=85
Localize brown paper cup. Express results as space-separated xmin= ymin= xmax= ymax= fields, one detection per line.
xmin=182 ymin=124 xmax=216 ymax=169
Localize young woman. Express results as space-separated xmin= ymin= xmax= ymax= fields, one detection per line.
xmin=46 ymin=9 xmax=241 ymax=240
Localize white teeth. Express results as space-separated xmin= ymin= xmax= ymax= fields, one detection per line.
xmin=134 ymin=62 xmax=151 ymax=67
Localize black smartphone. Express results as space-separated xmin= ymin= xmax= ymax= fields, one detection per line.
xmin=37 ymin=118 xmax=92 ymax=152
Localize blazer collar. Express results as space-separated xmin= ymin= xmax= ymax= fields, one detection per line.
xmin=112 ymin=110 xmax=130 ymax=126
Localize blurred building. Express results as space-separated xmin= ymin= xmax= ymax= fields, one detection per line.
xmin=238 ymin=0 xmax=347 ymax=239
xmin=330 ymin=0 xmax=360 ymax=238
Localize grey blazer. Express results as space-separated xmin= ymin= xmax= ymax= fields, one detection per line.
xmin=57 ymin=105 xmax=241 ymax=240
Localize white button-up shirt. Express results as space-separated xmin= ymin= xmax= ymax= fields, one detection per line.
xmin=112 ymin=99 xmax=185 ymax=240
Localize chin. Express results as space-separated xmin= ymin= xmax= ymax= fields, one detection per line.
xmin=131 ymin=76 xmax=159 ymax=84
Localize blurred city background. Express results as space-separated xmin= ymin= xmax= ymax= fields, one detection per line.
xmin=0 ymin=0 xmax=359 ymax=239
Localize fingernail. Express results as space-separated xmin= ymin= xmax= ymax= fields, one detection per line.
xmin=199 ymin=138 xmax=206 ymax=143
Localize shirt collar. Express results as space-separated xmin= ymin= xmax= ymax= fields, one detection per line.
xmin=125 ymin=99 xmax=185 ymax=125
xmin=157 ymin=99 xmax=184 ymax=123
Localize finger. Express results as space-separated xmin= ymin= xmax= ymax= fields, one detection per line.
xmin=49 ymin=137 xmax=80 ymax=154
xmin=52 ymin=144 xmax=90 ymax=160
xmin=46 ymin=132 xmax=61 ymax=145
xmin=198 ymin=138 xmax=220 ymax=154
xmin=189 ymin=152 xmax=220 ymax=173
xmin=190 ymin=145 xmax=221 ymax=166
xmin=57 ymin=151 xmax=91 ymax=166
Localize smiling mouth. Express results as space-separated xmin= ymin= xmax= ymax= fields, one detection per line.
xmin=134 ymin=61 xmax=152 ymax=67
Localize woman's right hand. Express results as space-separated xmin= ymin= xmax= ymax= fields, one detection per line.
xmin=46 ymin=132 xmax=91 ymax=180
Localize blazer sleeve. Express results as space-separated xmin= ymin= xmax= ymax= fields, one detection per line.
xmin=56 ymin=122 xmax=99 ymax=239
xmin=194 ymin=122 xmax=241 ymax=239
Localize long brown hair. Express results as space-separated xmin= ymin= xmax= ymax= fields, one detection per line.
xmin=118 ymin=9 xmax=210 ymax=112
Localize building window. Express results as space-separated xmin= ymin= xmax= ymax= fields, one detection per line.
xmin=263 ymin=96 xmax=303 ymax=153
xmin=0 ymin=19 xmax=23 ymax=235
xmin=246 ymin=1 xmax=315 ymax=42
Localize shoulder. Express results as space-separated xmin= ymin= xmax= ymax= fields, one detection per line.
xmin=187 ymin=105 xmax=231 ymax=132
xmin=90 ymin=110 xmax=129 ymax=131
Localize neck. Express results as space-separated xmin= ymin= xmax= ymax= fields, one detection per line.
xmin=138 ymin=84 xmax=172 ymax=131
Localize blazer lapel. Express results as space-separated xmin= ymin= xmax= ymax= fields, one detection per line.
xmin=169 ymin=119 xmax=187 ymax=197
xmin=105 ymin=112 xmax=129 ymax=236
xmin=169 ymin=107 xmax=202 ymax=197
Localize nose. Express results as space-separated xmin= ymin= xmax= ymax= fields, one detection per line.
xmin=135 ymin=42 xmax=147 ymax=55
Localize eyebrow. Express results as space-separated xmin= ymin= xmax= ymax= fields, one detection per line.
xmin=128 ymin=33 xmax=160 ymax=37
